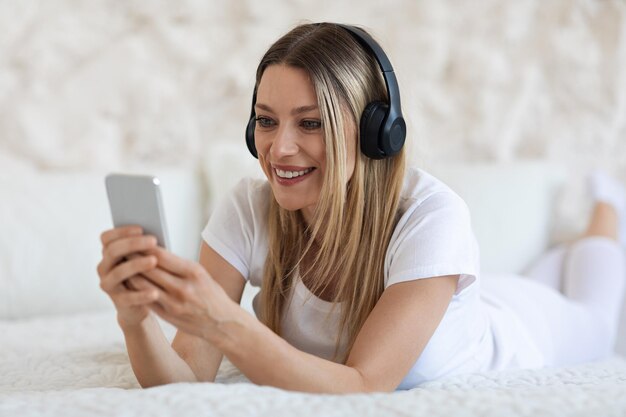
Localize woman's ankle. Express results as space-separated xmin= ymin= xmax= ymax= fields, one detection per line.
xmin=587 ymin=170 xmax=625 ymax=246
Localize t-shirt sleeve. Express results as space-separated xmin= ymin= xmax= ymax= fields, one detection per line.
xmin=200 ymin=178 xmax=268 ymax=281
xmin=385 ymin=191 xmax=479 ymax=296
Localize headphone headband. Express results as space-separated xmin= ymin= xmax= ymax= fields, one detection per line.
xmin=245 ymin=23 xmax=406 ymax=160
xmin=336 ymin=24 xmax=403 ymax=114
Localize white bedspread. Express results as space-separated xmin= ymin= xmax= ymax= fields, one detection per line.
xmin=2 ymin=309 xmax=626 ymax=417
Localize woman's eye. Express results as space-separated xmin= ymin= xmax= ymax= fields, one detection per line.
xmin=255 ymin=117 xmax=275 ymax=128
xmin=301 ymin=119 xmax=322 ymax=130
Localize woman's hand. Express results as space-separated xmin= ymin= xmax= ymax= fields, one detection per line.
xmin=139 ymin=246 xmax=243 ymax=344
xmin=97 ymin=226 xmax=163 ymax=328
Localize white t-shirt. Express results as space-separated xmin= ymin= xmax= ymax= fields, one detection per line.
xmin=201 ymin=167 xmax=544 ymax=390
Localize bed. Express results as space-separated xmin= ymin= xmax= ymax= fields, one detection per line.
xmin=2 ymin=158 xmax=626 ymax=416
xmin=2 ymin=309 xmax=626 ymax=416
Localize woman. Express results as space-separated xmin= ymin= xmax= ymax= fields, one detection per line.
xmin=97 ymin=23 xmax=626 ymax=393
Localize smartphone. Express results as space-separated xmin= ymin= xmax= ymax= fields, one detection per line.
xmin=105 ymin=173 xmax=170 ymax=250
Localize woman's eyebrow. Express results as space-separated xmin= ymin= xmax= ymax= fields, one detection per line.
xmin=255 ymin=103 xmax=319 ymax=115
xmin=291 ymin=104 xmax=318 ymax=115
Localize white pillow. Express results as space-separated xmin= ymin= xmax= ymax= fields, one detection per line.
xmin=0 ymin=169 xmax=207 ymax=319
xmin=422 ymin=160 xmax=566 ymax=275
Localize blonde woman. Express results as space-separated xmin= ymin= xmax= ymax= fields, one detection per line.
xmin=97 ymin=23 xmax=626 ymax=393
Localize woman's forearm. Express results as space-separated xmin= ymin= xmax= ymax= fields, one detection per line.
xmin=211 ymin=310 xmax=368 ymax=394
xmin=120 ymin=313 xmax=198 ymax=387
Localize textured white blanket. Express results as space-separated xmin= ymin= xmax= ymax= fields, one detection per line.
xmin=2 ymin=310 xmax=626 ymax=417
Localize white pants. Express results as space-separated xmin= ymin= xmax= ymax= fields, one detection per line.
xmin=481 ymin=237 xmax=626 ymax=367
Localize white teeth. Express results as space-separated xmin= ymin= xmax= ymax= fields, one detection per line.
xmin=275 ymin=168 xmax=313 ymax=179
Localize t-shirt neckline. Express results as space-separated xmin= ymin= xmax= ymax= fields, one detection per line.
xmin=294 ymin=275 xmax=345 ymax=312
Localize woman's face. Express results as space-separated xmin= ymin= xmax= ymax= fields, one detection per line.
xmin=254 ymin=64 xmax=355 ymax=223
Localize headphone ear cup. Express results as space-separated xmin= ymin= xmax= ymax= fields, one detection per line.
xmin=246 ymin=116 xmax=258 ymax=158
xmin=359 ymin=101 xmax=388 ymax=159
xmin=381 ymin=115 xmax=406 ymax=157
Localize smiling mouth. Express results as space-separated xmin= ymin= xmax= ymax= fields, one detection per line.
xmin=272 ymin=166 xmax=317 ymax=185
xmin=274 ymin=167 xmax=315 ymax=179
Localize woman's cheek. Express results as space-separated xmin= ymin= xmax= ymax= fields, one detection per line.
xmin=258 ymin=154 xmax=271 ymax=179
xmin=254 ymin=136 xmax=270 ymax=176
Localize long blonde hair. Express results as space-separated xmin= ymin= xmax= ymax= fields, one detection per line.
xmin=257 ymin=23 xmax=406 ymax=363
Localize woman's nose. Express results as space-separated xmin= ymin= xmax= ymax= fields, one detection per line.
xmin=270 ymin=125 xmax=299 ymax=158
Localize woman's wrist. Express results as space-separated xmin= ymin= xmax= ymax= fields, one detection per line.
xmin=206 ymin=306 xmax=259 ymax=354
xmin=117 ymin=312 xmax=154 ymax=333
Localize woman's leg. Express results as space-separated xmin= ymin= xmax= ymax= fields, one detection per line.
xmin=559 ymin=201 xmax=625 ymax=357
xmin=523 ymin=245 xmax=567 ymax=291
xmin=522 ymin=180 xmax=621 ymax=292
xmin=559 ymin=235 xmax=625 ymax=358
xmin=482 ymin=273 xmax=618 ymax=367
xmin=497 ymin=171 xmax=626 ymax=367
xmin=583 ymin=201 xmax=620 ymax=241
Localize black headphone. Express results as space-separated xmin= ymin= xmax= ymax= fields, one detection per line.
xmin=245 ymin=23 xmax=406 ymax=160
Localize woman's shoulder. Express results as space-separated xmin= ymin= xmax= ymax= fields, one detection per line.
xmin=399 ymin=166 xmax=468 ymax=213
xmin=385 ymin=166 xmax=479 ymax=295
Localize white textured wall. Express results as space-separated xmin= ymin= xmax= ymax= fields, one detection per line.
xmin=1 ymin=0 xmax=625 ymax=241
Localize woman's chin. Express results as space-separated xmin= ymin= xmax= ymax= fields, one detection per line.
xmin=274 ymin=199 xmax=305 ymax=212
xmin=271 ymin=193 xmax=312 ymax=213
